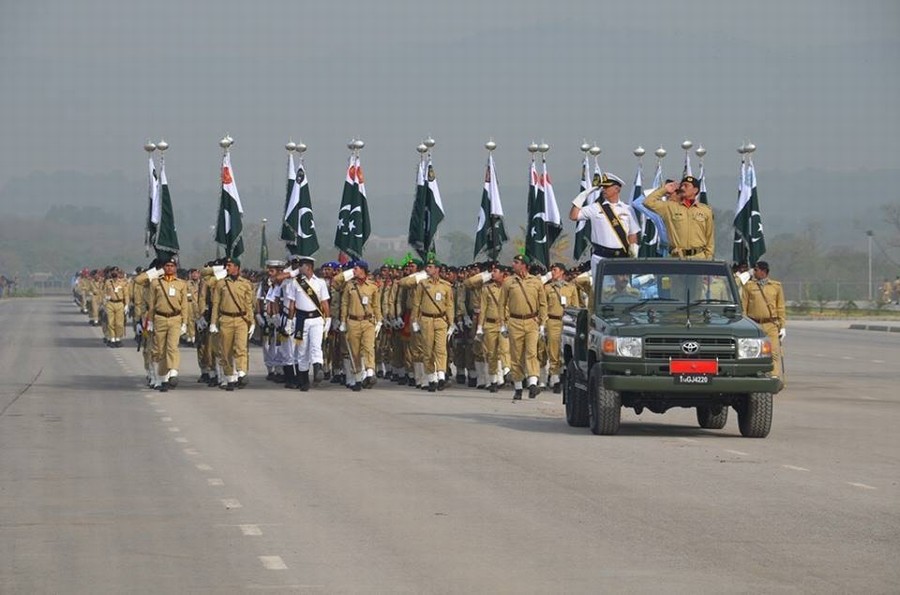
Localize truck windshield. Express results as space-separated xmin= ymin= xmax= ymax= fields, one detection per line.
xmin=597 ymin=261 xmax=737 ymax=305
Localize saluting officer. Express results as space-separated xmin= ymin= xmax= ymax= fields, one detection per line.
xmin=500 ymin=254 xmax=548 ymax=400
xmin=741 ymin=261 xmax=786 ymax=383
xmin=340 ymin=261 xmax=382 ymax=391
xmin=643 ymin=175 xmax=715 ymax=259
xmin=147 ymin=255 xmax=187 ymax=391
xmin=210 ymin=257 xmax=255 ymax=391
xmin=569 ymin=173 xmax=640 ymax=276
xmin=411 ymin=256 xmax=455 ymax=392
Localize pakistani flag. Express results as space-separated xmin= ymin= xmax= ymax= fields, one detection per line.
xmin=333 ymin=155 xmax=370 ymax=259
xmin=293 ymin=163 xmax=319 ymax=256
xmin=144 ymin=156 xmax=159 ymax=256
xmin=698 ymin=161 xmax=709 ymax=205
xmin=573 ymin=154 xmax=603 ymax=260
xmin=733 ymin=159 xmax=766 ymax=265
xmin=259 ymin=220 xmax=269 ymax=269
xmin=474 ymin=153 xmax=508 ymax=260
xmin=526 ymin=160 xmax=562 ymax=268
xmin=153 ymin=162 xmax=180 ymax=261
xmin=214 ymin=152 xmax=244 ymax=259
xmin=408 ymin=157 xmax=445 ymax=259
xmin=280 ymin=153 xmax=297 ymax=250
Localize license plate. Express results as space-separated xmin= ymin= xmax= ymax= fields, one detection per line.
xmin=675 ymin=374 xmax=712 ymax=384
xmin=670 ymin=359 xmax=718 ymax=375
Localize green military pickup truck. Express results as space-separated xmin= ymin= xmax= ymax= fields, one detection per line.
xmin=561 ymin=258 xmax=783 ymax=437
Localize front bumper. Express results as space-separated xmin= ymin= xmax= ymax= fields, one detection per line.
xmin=603 ymin=374 xmax=782 ymax=394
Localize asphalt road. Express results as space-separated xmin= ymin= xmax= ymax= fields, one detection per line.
xmin=1 ymin=298 xmax=898 ymax=593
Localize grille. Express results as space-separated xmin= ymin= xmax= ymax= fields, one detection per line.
xmin=644 ymin=336 xmax=736 ymax=360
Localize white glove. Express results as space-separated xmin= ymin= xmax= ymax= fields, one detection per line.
xmin=146 ymin=320 xmax=154 ymax=332
xmin=209 ymin=323 xmax=219 ymax=334
xmin=146 ymin=267 xmax=163 ymax=281
xmin=463 ymin=315 xmax=473 ymax=328
xmin=446 ymin=326 xmax=455 ymax=341
xmin=342 ymin=269 xmax=355 ymax=282
xmin=480 ymin=271 xmax=491 ymax=283
xmin=374 ymin=321 xmax=383 ymax=336
xmin=195 ymin=317 xmax=208 ymax=331
xmin=737 ymin=271 xmax=752 ymax=285
xmin=284 ymin=319 xmax=295 ymax=336
xmin=248 ymin=323 xmax=255 ymax=338
xmin=500 ymin=324 xmax=509 ymax=338
xmin=778 ymin=328 xmax=786 ymax=341
xmin=323 ymin=317 xmax=332 ymax=335
xmin=541 ymin=272 xmax=552 ymax=284
xmin=180 ymin=323 xmax=187 ymax=335
xmin=475 ymin=325 xmax=484 ymax=341
xmin=571 ymin=188 xmax=594 ymax=208
xmin=213 ymin=266 xmax=227 ymax=280
xmin=289 ymin=268 xmax=300 ymax=278
xmin=339 ymin=321 xmax=347 ymax=333
xmin=538 ymin=325 xmax=546 ymax=339
xmin=628 ymin=243 xmax=639 ymax=258
xmin=412 ymin=321 xmax=421 ymax=333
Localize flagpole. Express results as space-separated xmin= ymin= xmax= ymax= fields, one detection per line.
xmin=217 ymin=134 xmax=233 ymax=260
xmin=682 ymin=139 xmax=692 ymax=176
xmin=143 ymin=140 xmax=157 ymax=257
xmin=484 ymin=139 xmax=499 ymax=261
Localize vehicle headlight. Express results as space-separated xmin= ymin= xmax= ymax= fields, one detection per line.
xmin=602 ymin=336 xmax=642 ymax=358
xmin=737 ymin=338 xmax=771 ymax=359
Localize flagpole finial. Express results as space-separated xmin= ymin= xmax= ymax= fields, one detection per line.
xmin=219 ymin=135 xmax=233 ymax=151
xmin=681 ymin=139 xmax=693 ymax=151
xmin=527 ymin=142 xmax=539 ymax=154
xmin=296 ymin=141 xmax=307 ymax=154
xmin=285 ymin=140 xmax=297 ymax=152
xmin=633 ymin=146 xmax=645 ymax=158
xmin=416 ymin=143 xmax=428 ymax=155
xmin=262 ymin=217 xmax=267 ymax=224
xmin=737 ymin=144 xmax=747 ymax=155
xmin=485 ymin=139 xmax=497 ymax=151
xmin=144 ymin=141 xmax=157 ymax=153
xmin=537 ymin=142 xmax=550 ymax=154
xmin=745 ymin=142 xmax=756 ymax=154
xmin=580 ymin=141 xmax=591 ymax=153
xmin=156 ymin=139 xmax=169 ymax=152
xmin=353 ymin=139 xmax=365 ymax=150
xmin=695 ymin=145 xmax=707 ymax=159
xmin=589 ymin=145 xmax=601 ymax=157
xmin=423 ymin=136 xmax=435 ymax=149
xmin=654 ymin=146 xmax=667 ymax=159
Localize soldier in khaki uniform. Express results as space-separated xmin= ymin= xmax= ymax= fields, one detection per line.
xmin=544 ymin=263 xmax=581 ymax=393
xmin=475 ymin=264 xmax=507 ymax=393
xmin=147 ymin=255 xmax=187 ymax=391
xmin=500 ymin=254 xmax=548 ymax=400
xmin=643 ymin=175 xmax=715 ymax=259
xmin=463 ymin=263 xmax=494 ymax=387
xmin=210 ymin=257 xmax=255 ymax=391
xmin=340 ymin=261 xmax=382 ymax=391
xmin=103 ymin=267 xmax=130 ymax=347
xmin=89 ymin=270 xmax=105 ymax=326
xmin=411 ymin=257 xmax=455 ymax=392
xmin=396 ymin=261 xmax=427 ymax=386
xmin=184 ymin=269 xmax=201 ymax=345
xmin=131 ymin=264 xmax=156 ymax=383
xmin=741 ymin=261 xmax=786 ymax=383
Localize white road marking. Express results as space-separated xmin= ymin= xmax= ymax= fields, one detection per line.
xmin=678 ymin=438 xmax=698 ymax=443
xmin=174 ymin=437 xmax=188 ymax=443
xmin=196 ymin=463 xmax=213 ymax=471
xmin=240 ymin=524 xmax=263 ymax=536
xmin=861 ymin=397 xmax=877 ymax=401
xmin=841 ymin=356 xmax=854 ymax=360
xmin=814 ymin=354 xmax=825 ymax=357
xmin=160 ymin=416 xmax=173 ymax=422
xmin=168 ymin=427 xmax=180 ymax=432
xmin=848 ymin=482 xmax=877 ymax=490
xmin=153 ymin=408 xmax=166 ymax=413
xmin=208 ymin=478 xmax=224 ymax=486
xmin=144 ymin=394 xmax=156 ymax=399
xmin=725 ymin=449 xmax=749 ymax=456
xmin=258 ymin=556 xmax=287 ymax=570
xmin=782 ymin=465 xmax=810 ymax=472
xmin=183 ymin=448 xmax=200 ymax=455
xmin=221 ymin=498 xmax=242 ymax=509
xmin=873 ymin=359 xmax=885 ymax=363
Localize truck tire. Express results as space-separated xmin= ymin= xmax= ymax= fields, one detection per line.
xmin=588 ymin=367 xmax=621 ymax=435
xmin=564 ymin=361 xmax=589 ymax=427
xmin=696 ymin=405 xmax=728 ymax=429
xmin=737 ymin=392 xmax=772 ymax=438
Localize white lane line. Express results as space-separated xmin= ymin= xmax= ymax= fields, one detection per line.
xmin=144 ymin=394 xmax=156 ymax=399
xmin=239 ymin=524 xmax=263 ymax=536
xmin=782 ymin=465 xmax=810 ymax=472
xmin=168 ymin=427 xmax=180 ymax=433
xmin=258 ymin=556 xmax=287 ymax=570
xmin=160 ymin=416 xmax=173 ymax=422
xmin=196 ymin=463 xmax=213 ymax=471
xmin=183 ymin=448 xmax=200 ymax=456
xmin=848 ymin=482 xmax=877 ymax=490
xmin=222 ymin=498 xmax=243 ymax=509
xmin=841 ymin=356 xmax=854 ymax=360
xmin=725 ymin=449 xmax=749 ymax=456
xmin=153 ymin=408 xmax=166 ymax=413
xmin=174 ymin=437 xmax=189 ymax=443
xmin=814 ymin=354 xmax=825 ymax=357
xmin=861 ymin=396 xmax=877 ymax=401
xmin=208 ymin=478 xmax=224 ymax=486
xmin=679 ymin=438 xmax=698 ymax=443
xmin=873 ymin=359 xmax=885 ymax=363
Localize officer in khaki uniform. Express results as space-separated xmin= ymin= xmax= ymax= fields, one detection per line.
xmin=148 ymin=255 xmax=187 ymax=391
xmin=475 ymin=264 xmax=507 ymax=393
xmin=340 ymin=261 xmax=382 ymax=391
xmin=411 ymin=257 xmax=454 ymax=392
xmin=741 ymin=261 xmax=786 ymax=383
xmin=396 ymin=261 xmax=427 ymax=386
xmin=500 ymin=254 xmax=548 ymax=400
xmin=210 ymin=257 xmax=255 ymax=391
xmin=643 ymin=175 xmax=715 ymax=259
xmin=103 ymin=267 xmax=130 ymax=347
xmin=544 ymin=263 xmax=581 ymax=393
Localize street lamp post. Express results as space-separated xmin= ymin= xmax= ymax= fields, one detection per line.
xmin=866 ymin=230 xmax=874 ymax=302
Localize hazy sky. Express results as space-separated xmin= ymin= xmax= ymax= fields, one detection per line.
xmin=2 ymin=0 xmax=898 ymax=214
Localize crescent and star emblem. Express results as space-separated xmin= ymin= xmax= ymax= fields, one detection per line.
xmin=297 ymin=207 xmax=315 ymax=238
xmin=750 ymin=210 xmax=764 ymax=241
xmin=530 ymin=212 xmax=547 ymax=243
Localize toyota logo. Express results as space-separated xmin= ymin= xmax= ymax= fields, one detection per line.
xmin=681 ymin=341 xmax=700 ymax=354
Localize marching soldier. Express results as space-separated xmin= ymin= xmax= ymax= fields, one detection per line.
xmin=500 ymin=254 xmax=548 ymax=400
xmin=89 ymin=269 xmax=105 ymax=326
xmin=258 ymin=260 xmax=283 ymax=381
xmin=103 ymin=267 xmax=130 ymax=347
xmin=411 ymin=257 xmax=454 ymax=392
xmin=184 ymin=268 xmax=201 ymax=345
xmin=285 ymin=256 xmax=331 ymax=392
xmin=569 ymin=173 xmax=640 ymax=275
xmin=642 ymin=176 xmax=715 ymax=259
xmin=544 ymin=263 xmax=580 ymax=393
xmin=396 ymin=260 xmax=427 ymax=387
xmin=340 ymin=261 xmax=382 ymax=391
xmin=741 ymin=261 xmax=786 ymax=384
xmin=147 ymin=255 xmax=187 ymax=391
xmin=210 ymin=257 xmax=255 ymax=391
xmin=475 ymin=264 xmax=507 ymax=393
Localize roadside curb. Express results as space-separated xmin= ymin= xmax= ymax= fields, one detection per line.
xmin=849 ymin=324 xmax=900 ymax=333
